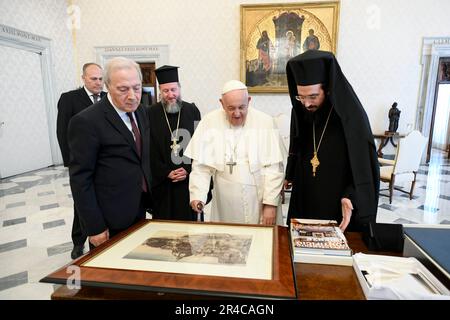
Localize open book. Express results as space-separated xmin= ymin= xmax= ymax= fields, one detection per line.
xmin=290 ymin=219 xmax=352 ymax=265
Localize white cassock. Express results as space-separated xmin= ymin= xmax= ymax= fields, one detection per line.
xmin=184 ymin=107 xmax=287 ymax=225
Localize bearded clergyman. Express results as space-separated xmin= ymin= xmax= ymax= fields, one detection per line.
xmin=147 ymin=65 xmax=201 ymax=221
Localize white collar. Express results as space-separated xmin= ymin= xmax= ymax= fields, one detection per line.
xmin=83 ymin=86 xmax=96 ymax=98
xmin=107 ymin=93 xmax=128 ymax=117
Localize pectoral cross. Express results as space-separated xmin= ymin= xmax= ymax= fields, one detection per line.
xmin=226 ymin=156 xmax=237 ymax=174
xmin=170 ymin=137 xmax=180 ymax=156
xmin=310 ymin=152 xmax=320 ymax=177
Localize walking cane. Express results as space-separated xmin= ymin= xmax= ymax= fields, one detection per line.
xmin=196 ymin=202 xmax=205 ymax=222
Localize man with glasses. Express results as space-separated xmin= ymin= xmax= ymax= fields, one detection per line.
xmin=284 ymin=50 xmax=379 ymax=232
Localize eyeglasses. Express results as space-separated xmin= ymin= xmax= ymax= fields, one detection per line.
xmin=295 ymin=94 xmax=320 ymax=103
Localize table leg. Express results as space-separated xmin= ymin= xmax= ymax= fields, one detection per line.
xmin=377 ymin=137 xmax=388 ymax=157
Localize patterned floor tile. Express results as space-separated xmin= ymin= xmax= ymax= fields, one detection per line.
xmin=3 ymin=217 xmax=26 ymax=227
xmin=378 ymin=203 xmax=398 ymax=211
xmin=0 ymin=183 xmax=19 ymax=190
xmin=38 ymin=191 xmax=55 ymax=197
xmin=0 ymin=239 xmax=27 ymax=254
xmin=43 ymin=219 xmax=66 ymax=230
xmin=0 ymin=188 xmax=25 ymax=198
xmin=417 ymin=205 xmax=440 ymax=213
xmin=9 ymin=176 xmax=42 ymax=183
xmin=393 ymin=218 xmax=417 ymax=224
xmin=0 ymin=271 xmax=28 ymax=291
xmin=47 ymin=242 xmax=72 ymax=257
xmin=5 ymin=201 xmax=26 ymax=209
xmin=40 ymin=203 xmax=60 ymax=211
xmin=400 ymin=194 xmax=419 ymax=200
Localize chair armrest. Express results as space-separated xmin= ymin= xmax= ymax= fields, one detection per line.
xmin=378 ymin=158 xmax=395 ymax=166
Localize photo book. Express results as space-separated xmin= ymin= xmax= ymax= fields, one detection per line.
xmin=290 ymin=218 xmax=353 ymax=266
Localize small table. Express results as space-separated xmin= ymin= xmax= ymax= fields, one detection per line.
xmin=373 ymin=132 xmax=405 ymax=158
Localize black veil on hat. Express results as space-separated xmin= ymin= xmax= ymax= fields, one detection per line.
xmin=286 ymin=50 xmax=373 ymax=142
xmin=155 ymin=65 xmax=179 ymax=84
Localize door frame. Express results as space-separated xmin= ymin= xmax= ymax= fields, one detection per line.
xmin=0 ymin=24 xmax=60 ymax=170
xmin=94 ymin=45 xmax=169 ymax=105
xmin=416 ymin=37 xmax=450 ymax=163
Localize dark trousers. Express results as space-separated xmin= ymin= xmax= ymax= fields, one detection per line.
xmin=88 ymin=192 xmax=151 ymax=250
xmin=71 ymin=206 xmax=87 ymax=246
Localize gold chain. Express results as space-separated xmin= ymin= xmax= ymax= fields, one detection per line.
xmin=311 ymin=106 xmax=333 ymax=177
xmin=162 ymin=104 xmax=181 ymax=142
xmin=313 ymin=106 xmax=334 ymax=154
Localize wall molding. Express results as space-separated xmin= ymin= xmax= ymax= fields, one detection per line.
xmin=95 ymin=45 xmax=169 ymax=67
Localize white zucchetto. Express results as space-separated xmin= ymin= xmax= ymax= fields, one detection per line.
xmin=222 ymin=80 xmax=247 ymax=95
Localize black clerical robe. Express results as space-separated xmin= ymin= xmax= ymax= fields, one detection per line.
xmin=285 ymin=50 xmax=379 ymax=231
xmin=286 ymin=101 xmax=379 ymax=230
xmin=147 ymin=101 xmax=201 ymax=220
xmin=286 ymin=104 xmax=354 ymax=223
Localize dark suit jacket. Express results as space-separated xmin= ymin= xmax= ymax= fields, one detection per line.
xmin=56 ymin=87 xmax=106 ymax=166
xmin=68 ymin=97 xmax=151 ymax=236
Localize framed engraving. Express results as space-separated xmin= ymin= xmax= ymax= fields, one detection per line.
xmin=41 ymin=220 xmax=297 ymax=299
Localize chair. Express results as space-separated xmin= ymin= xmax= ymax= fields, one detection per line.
xmin=273 ymin=113 xmax=291 ymax=204
xmin=378 ymin=130 xmax=427 ymax=204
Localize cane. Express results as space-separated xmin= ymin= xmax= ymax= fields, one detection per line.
xmin=196 ymin=202 xmax=205 ymax=222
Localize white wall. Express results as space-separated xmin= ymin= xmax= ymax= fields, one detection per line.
xmin=0 ymin=0 xmax=76 ymax=100
xmin=338 ymin=0 xmax=450 ymax=134
xmin=3 ymin=0 xmax=450 ymax=135
xmin=72 ymin=0 xmax=450 ymax=133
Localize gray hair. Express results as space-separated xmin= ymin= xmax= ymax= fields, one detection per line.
xmin=103 ymin=57 xmax=142 ymax=87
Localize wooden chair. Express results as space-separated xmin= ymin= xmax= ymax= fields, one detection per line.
xmin=379 ymin=130 xmax=427 ymax=204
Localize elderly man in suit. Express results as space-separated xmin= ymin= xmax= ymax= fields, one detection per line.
xmin=68 ymin=57 xmax=152 ymax=250
xmin=56 ymin=62 xmax=106 ymax=259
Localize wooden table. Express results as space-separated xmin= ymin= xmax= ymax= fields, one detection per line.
xmin=373 ymin=132 xmax=405 ymax=158
xmin=51 ymin=232 xmax=390 ymax=300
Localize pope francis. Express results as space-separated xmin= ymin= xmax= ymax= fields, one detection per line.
xmin=185 ymin=80 xmax=286 ymax=225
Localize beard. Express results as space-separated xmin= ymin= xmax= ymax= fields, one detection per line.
xmin=303 ymin=107 xmax=317 ymax=123
xmin=162 ymin=97 xmax=182 ymax=114
xmin=302 ymin=98 xmax=331 ymax=123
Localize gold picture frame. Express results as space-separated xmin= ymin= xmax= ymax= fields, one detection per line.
xmin=41 ymin=220 xmax=297 ymax=299
xmin=240 ymin=2 xmax=340 ymax=93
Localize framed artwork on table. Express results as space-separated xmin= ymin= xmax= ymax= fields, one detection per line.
xmin=240 ymin=2 xmax=340 ymax=93
xmin=41 ymin=220 xmax=297 ymax=299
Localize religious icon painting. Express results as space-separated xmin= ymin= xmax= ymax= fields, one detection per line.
xmin=240 ymin=2 xmax=340 ymax=93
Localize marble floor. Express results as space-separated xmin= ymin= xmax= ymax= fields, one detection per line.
xmin=0 ymin=150 xmax=449 ymax=299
